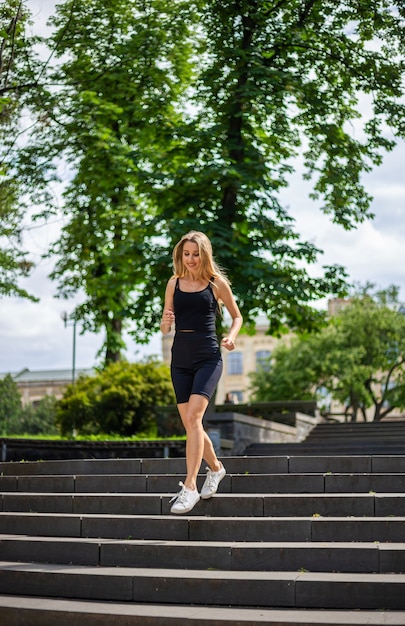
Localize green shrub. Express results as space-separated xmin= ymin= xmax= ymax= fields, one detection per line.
xmin=56 ymin=359 xmax=175 ymax=437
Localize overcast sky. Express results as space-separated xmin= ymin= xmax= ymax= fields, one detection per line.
xmin=1 ymin=0 xmax=404 ymax=375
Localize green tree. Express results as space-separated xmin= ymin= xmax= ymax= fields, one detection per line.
xmin=147 ymin=0 xmax=405 ymax=335
xmin=0 ymin=1 xmax=37 ymax=299
xmin=250 ymin=337 xmax=323 ymax=403
xmin=0 ymin=373 xmax=22 ymax=434
xmin=250 ymin=288 xmax=405 ymax=421
xmin=12 ymin=395 xmax=59 ymax=436
xmin=56 ymin=359 xmax=175 ymax=437
xmin=19 ymin=0 xmax=193 ymax=362
xmin=12 ymin=0 xmax=405 ymax=360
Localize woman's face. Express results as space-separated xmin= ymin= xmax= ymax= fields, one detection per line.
xmin=182 ymin=240 xmax=201 ymax=274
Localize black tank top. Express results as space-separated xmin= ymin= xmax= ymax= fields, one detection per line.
xmin=173 ymin=278 xmax=218 ymax=332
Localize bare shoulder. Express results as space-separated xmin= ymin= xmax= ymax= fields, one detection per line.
xmin=214 ymin=274 xmax=233 ymax=297
xmin=214 ymin=274 xmax=230 ymax=288
xmin=166 ymin=277 xmax=177 ymax=292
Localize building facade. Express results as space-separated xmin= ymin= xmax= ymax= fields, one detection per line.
xmin=0 ymin=368 xmax=94 ymax=406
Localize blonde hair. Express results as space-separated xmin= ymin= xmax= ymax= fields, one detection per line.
xmin=172 ymin=231 xmax=229 ymax=288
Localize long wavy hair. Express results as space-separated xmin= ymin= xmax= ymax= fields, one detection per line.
xmin=172 ymin=231 xmax=230 ymax=293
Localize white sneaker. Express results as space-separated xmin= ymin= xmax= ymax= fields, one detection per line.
xmin=200 ymin=464 xmax=226 ymax=499
xmin=170 ymin=481 xmax=200 ymax=514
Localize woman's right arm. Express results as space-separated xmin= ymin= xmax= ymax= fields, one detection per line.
xmin=160 ymin=278 xmax=176 ymax=335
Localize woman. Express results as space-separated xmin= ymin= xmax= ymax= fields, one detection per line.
xmin=160 ymin=231 xmax=243 ymax=514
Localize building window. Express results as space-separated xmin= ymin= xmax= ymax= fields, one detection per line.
xmin=256 ymin=350 xmax=271 ymax=371
xmin=223 ymin=390 xmax=243 ymax=404
xmin=231 ymin=390 xmax=243 ymax=403
xmin=227 ymin=351 xmax=243 ymax=375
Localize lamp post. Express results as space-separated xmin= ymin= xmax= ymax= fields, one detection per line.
xmin=61 ymin=312 xmax=77 ymax=385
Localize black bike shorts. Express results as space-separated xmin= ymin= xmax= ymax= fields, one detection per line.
xmin=171 ymin=331 xmax=223 ymax=404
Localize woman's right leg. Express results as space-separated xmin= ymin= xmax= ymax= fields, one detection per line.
xmin=177 ymin=394 xmax=209 ymax=491
xmin=177 ymin=399 xmax=222 ymax=476
xmin=169 ymin=395 xmax=207 ymax=514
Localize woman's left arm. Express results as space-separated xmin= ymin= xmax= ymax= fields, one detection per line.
xmin=216 ymin=277 xmax=243 ymax=351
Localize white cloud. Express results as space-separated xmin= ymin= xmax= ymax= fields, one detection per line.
xmin=319 ymin=221 xmax=404 ymax=286
xmin=0 ymin=226 xmax=162 ymax=373
xmin=0 ymin=290 xmax=162 ymax=373
xmin=25 ymin=0 xmax=54 ymax=34
xmin=280 ymin=135 xmax=405 ymax=299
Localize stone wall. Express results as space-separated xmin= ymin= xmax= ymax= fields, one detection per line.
xmin=204 ymin=411 xmax=318 ymax=456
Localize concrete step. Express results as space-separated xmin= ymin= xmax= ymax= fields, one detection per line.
xmin=310 ymin=429 xmax=405 ymax=436
xmin=1 ymin=453 xmax=404 ymax=622
xmin=1 ymin=596 xmax=405 ymax=626
xmin=1 ymin=561 xmax=405 ymax=609
xmin=307 ymin=430 xmax=405 ymax=438
xmin=2 ymin=471 xmax=405 ymax=494
xmin=308 ymin=422 xmax=405 ymax=433
xmin=0 ymin=458 xmax=144 ymax=476
xmin=3 ymin=454 xmax=405 ymax=476
xmin=1 ymin=535 xmax=404 ymax=573
xmin=1 ymin=491 xmax=405 ymax=516
xmin=245 ymin=443 xmax=405 ymax=456
xmin=1 ymin=512 xmax=405 ymax=542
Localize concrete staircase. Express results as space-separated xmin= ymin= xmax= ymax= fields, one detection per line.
xmin=246 ymin=420 xmax=405 ymax=456
xmin=0 ymin=454 xmax=405 ymax=625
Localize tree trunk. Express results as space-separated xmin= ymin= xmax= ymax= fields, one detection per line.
xmin=105 ymin=317 xmax=123 ymax=364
